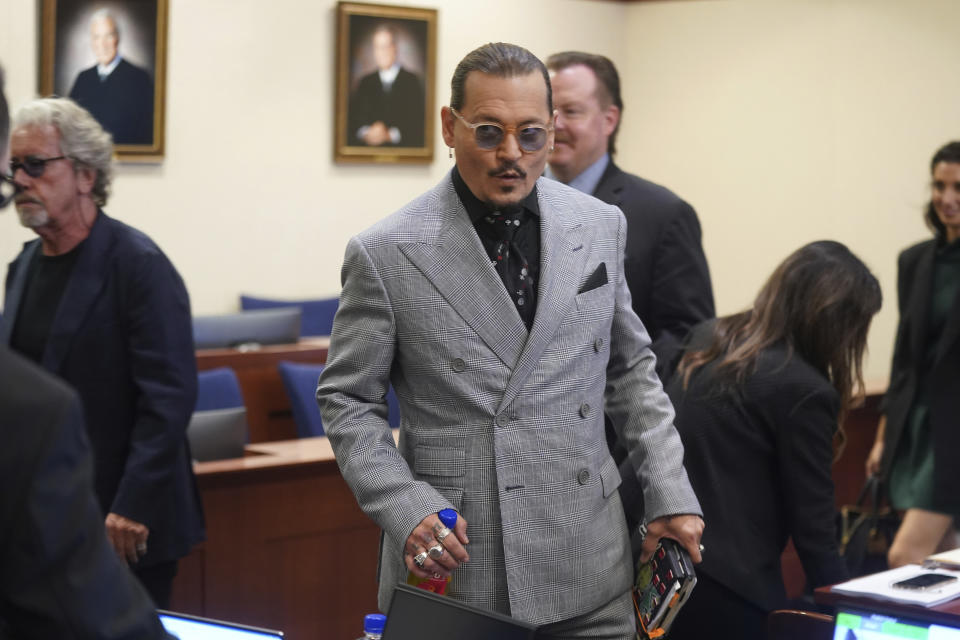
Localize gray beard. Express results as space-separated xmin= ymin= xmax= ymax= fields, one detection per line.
xmin=16 ymin=205 xmax=49 ymax=229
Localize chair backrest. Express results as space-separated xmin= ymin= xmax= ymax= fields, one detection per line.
xmin=767 ymin=609 xmax=834 ymax=640
xmin=196 ymin=367 xmax=245 ymax=412
xmin=277 ymin=361 xmax=326 ymax=437
xmin=193 ymin=308 xmax=301 ymax=349
xmin=240 ymin=295 xmax=339 ymax=337
xmin=187 ymin=407 xmax=248 ymax=462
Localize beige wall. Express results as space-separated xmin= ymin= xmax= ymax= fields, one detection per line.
xmin=2 ymin=0 xmax=957 ymax=383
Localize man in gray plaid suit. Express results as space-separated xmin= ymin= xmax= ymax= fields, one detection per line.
xmin=319 ymin=42 xmax=703 ymax=638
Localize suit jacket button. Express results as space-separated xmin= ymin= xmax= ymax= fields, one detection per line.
xmin=451 ymin=358 xmax=466 ymax=372
xmin=594 ymin=337 xmax=604 ymax=352
xmin=577 ymin=469 xmax=590 ymax=485
xmin=496 ymin=413 xmax=509 ymax=428
xmin=579 ymin=403 xmax=591 ymax=418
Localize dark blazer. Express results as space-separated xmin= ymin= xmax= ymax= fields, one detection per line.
xmin=665 ymin=322 xmax=848 ymax=612
xmin=0 ymin=345 xmax=170 ymax=639
xmin=881 ymin=239 xmax=960 ymax=514
xmin=593 ymin=161 xmax=714 ymax=375
xmin=69 ymin=59 xmax=154 ymax=145
xmin=347 ymin=67 xmax=425 ymax=147
xmin=1 ymin=212 xmax=204 ymax=567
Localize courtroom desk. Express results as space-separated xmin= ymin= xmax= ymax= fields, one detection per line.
xmin=780 ymin=383 xmax=885 ymax=600
xmin=815 ymin=583 xmax=960 ymax=628
xmin=196 ymin=337 xmax=330 ymax=443
xmin=170 ymin=436 xmax=381 ymax=640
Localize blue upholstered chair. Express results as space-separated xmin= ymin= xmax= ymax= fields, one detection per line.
xmin=278 ymin=361 xmax=327 ymax=437
xmin=195 ymin=367 xmax=245 ymax=412
xmin=240 ymin=295 xmax=339 ymax=337
xmin=192 ymin=307 xmax=302 ymax=350
xmin=278 ymin=361 xmax=401 ymax=438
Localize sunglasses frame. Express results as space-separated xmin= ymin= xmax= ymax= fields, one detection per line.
xmin=449 ymin=108 xmax=553 ymax=153
xmin=9 ymin=155 xmax=71 ymax=179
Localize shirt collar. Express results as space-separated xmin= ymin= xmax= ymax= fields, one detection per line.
xmin=545 ymin=153 xmax=610 ymax=196
xmin=378 ymin=64 xmax=401 ymax=88
xmin=451 ymin=166 xmax=540 ymax=224
xmin=97 ymin=54 xmax=122 ymax=78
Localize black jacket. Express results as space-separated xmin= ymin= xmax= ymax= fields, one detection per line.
xmin=665 ymin=322 xmax=848 ymax=611
xmin=882 ymin=239 xmax=960 ymax=514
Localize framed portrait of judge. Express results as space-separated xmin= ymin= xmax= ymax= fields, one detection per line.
xmin=39 ymin=0 xmax=168 ymax=161
xmin=335 ymin=2 xmax=437 ymax=164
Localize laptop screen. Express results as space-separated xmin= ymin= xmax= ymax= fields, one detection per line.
xmin=159 ymin=610 xmax=284 ymax=639
xmin=834 ymin=608 xmax=960 ymax=639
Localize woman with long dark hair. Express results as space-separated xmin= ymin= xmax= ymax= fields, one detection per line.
xmin=667 ymin=241 xmax=882 ymax=640
xmin=866 ymin=141 xmax=960 ymax=567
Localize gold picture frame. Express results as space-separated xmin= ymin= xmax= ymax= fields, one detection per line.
xmin=39 ymin=0 xmax=168 ymax=162
xmin=335 ymin=2 xmax=437 ymax=164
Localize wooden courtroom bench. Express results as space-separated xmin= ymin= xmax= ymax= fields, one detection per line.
xmin=170 ymin=437 xmax=381 ymax=640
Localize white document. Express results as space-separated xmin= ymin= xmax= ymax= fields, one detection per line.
xmin=832 ymin=564 xmax=960 ymax=607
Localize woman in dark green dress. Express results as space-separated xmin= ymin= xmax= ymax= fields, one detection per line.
xmin=867 ymin=141 xmax=960 ymax=566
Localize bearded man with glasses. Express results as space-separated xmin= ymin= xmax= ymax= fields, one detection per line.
xmin=319 ymin=42 xmax=703 ymax=638
xmin=0 ymin=97 xmax=204 ymax=609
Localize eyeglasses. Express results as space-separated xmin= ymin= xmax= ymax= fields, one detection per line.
xmin=9 ymin=155 xmax=70 ymax=178
xmin=449 ymin=108 xmax=552 ymax=152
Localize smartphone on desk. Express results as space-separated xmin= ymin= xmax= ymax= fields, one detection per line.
xmin=891 ymin=573 xmax=958 ymax=591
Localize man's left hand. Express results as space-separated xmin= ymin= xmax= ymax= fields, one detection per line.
xmin=105 ymin=513 xmax=150 ymax=566
xmin=638 ymin=514 xmax=704 ymax=564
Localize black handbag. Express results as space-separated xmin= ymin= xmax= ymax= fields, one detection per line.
xmin=837 ymin=474 xmax=901 ymax=577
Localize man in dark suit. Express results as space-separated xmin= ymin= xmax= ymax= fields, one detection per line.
xmin=69 ymin=10 xmax=153 ymax=145
xmin=1 ymin=96 xmax=203 ymax=608
xmin=545 ymin=51 xmax=714 ymax=376
xmin=347 ymin=25 xmax=425 ymax=147
xmin=0 ymin=64 xmax=169 ymax=640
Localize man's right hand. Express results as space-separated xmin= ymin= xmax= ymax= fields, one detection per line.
xmin=403 ymin=512 xmax=469 ymax=580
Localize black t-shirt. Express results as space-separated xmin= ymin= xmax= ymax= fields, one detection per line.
xmin=10 ymin=244 xmax=84 ymax=364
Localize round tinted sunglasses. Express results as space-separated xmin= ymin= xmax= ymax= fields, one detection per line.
xmin=10 ymin=155 xmax=71 ymax=178
xmin=449 ymin=108 xmax=552 ymax=153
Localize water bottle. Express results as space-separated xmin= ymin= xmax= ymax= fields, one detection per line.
xmin=407 ymin=508 xmax=458 ymax=594
xmin=356 ymin=613 xmax=386 ymax=640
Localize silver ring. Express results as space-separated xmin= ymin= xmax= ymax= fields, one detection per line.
xmin=414 ymin=551 xmax=428 ymax=568
xmin=136 ymin=543 xmax=147 ymax=554
xmin=436 ymin=527 xmax=452 ymax=544
xmin=428 ymin=543 xmax=444 ymax=559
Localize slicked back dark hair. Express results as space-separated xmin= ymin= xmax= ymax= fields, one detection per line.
xmin=546 ymin=51 xmax=623 ymax=156
xmin=0 ymin=66 xmax=9 ymax=158
xmin=450 ymin=43 xmax=552 ymax=115
xmin=926 ymin=141 xmax=960 ymax=238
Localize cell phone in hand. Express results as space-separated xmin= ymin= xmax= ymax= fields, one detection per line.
xmin=891 ymin=573 xmax=958 ymax=591
xmin=632 ymin=538 xmax=696 ymax=639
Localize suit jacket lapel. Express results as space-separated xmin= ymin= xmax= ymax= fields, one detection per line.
xmin=1 ymin=241 xmax=40 ymax=344
xmin=400 ymin=179 xmax=528 ymax=369
xmin=42 ymin=212 xmax=115 ymax=373
xmin=592 ymin=161 xmax=626 ymax=208
xmin=934 ymin=255 xmax=960 ymax=365
xmin=499 ymin=183 xmax=587 ymax=412
xmin=907 ymin=245 xmax=935 ymax=370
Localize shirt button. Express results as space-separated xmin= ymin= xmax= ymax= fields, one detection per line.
xmin=594 ymin=337 xmax=604 ymax=352
xmin=496 ymin=414 xmax=509 ymax=428
xmin=451 ymin=358 xmax=466 ymax=372
xmin=579 ymin=403 xmax=591 ymax=418
xmin=577 ymin=469 xmax=591 ymax=485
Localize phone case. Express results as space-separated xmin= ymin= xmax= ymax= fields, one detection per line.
xmin=632 ymin=539 xmax=697 ymax=639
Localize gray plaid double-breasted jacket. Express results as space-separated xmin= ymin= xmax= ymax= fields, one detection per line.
xmin=318 ymin=172 xmax=701 ymax=625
